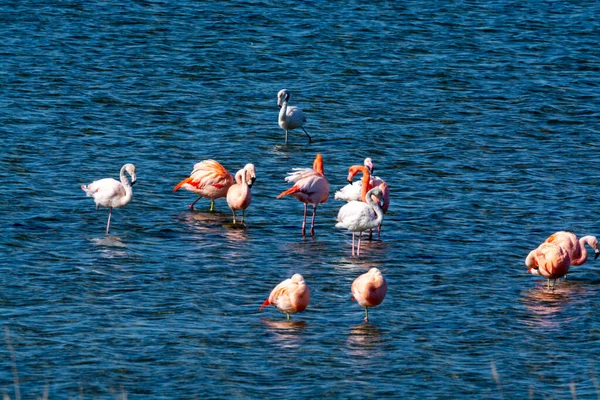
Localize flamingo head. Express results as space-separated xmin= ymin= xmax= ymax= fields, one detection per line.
xmin=124 ymin=163 xmax=137 ymax=185
xmin=277 ymin=89 xmax=290 ymax=107
xmin=244 ymin=163 xmax=257 ymax=188
xmin=364 ymin=158 xmax=374 ymax=173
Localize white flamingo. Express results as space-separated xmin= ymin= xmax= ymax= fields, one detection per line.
xmin=81 ymin=163 xmax=136 ymax=234
xmin=278 ymin=89 xmax=311 ymax=144
xmin=336 ymin=183 xmax=387 ymax=257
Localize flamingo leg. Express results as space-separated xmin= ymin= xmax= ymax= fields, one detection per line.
xmin=368 ymin=229 xmax=373 ymax=241
xmin=106 ymin=208 xmax=113 ymax=235
xmin=286 ymin=312 xmax=290 ymax=320
xmin=232 ymin=209 xmax=237 ymax=224
xmin=285 ymin=130 xmax=289 ymax=144
xmin=310 ymin=204 xmax=317 ymax=236
xmin=189 ymin=196 xmax=202 ymax=210
xmin=301 ymin=127 xmax=312 ymax=142
xmin=351 ymin=232 xmax=355 ymax=256
xmin=364 ymin=307 xmax=369 ymax=322
xmin=357 ymin=231 xmax=362 ymax=256
xmin=301 ymin=203 xmax=308 ymax=235
xmin=378 ymin=224 xmax=382 ymax=240
xmin=209 ymin=200 xmax=215 ymax=212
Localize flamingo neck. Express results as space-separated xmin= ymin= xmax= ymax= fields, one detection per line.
xmin=577 ymin=236 xmax=597 ymax=263
xmin=359 ymin=168 xmax=371 ymax=203
xmin=365 ymin=190 xmax=384 ymax=226
xmin=278 ymin=100 xmax=288 ymax=124
xmin=313 ymin=155 xmax=325 ymax=175
xmin=120 ymin=166 xmax=133 ymax=191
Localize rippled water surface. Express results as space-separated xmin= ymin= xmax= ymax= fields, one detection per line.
xmin=2 ymin=1 xmax=600 ymax=398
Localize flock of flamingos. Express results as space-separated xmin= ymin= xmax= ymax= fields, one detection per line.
xmin=79 ymin=89 xmax=597 ymax=322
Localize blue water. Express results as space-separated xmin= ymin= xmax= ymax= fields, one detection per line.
xmin=1 ymin=1 xmax=600 ymax=398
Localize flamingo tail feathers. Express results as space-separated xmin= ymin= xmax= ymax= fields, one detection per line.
xmin=173 ymin=177 xmax=193 ymax=192
xmin=277 ymin=186 xmax=301 ymax=199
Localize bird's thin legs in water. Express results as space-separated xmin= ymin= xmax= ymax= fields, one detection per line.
xmin=310 ymin=204 xmax=317 ymax=236
xmin=364 ymin=307 xmax=369 ymax=322
xmin=301 ymin=127 xmax=312 ymax=142
xmin=189 ymin=196 xmax=202 ymax=210
xmin=351 ymin=232 xmax=355 ymax=256
xmin=286 ymin=312 xmax=290 ymax=320
xmin=285 ymin=130 xmax=289 ymax=145
xmin=209 ymin=200 xmax=216 ymax=212
xmin=106 ymin=208 xmax=113 ymax=235
xmin=357 ymin=231 xmax=363 ymax=256
xmin=301 ymin=203 xmax=308 ymax=235
xmin=232 ymin=210 xmax=237 ymax=224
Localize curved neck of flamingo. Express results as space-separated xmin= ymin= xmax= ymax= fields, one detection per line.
xmin=278 ymin=99 xmax=288 ymax=124
xmin=119 ymin=166 xmax=133 ymax=191
xmin=365 ymin=189 xmax=384 ymax=225
xmin=313 ymin=156 xmax=324 ymax=175
xmin=359 ymin=167 xmax=371 ymax=202
xmin=578 ymin=236 xmax=596 ymax=262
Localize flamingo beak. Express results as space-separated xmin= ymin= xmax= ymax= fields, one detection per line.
xmin=248 ymin=177 xmax=256 ymax=188
xmin=348 ymin=179 xmax=353 ymax=184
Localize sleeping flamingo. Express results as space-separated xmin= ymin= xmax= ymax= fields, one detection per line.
xmin=226 ymin=164 xmax=255 ymax=224
xmin=260 ymin=273 xmax=310 ymax=320
xmin=525 ymin=242 xmax=571 ymax=289
xmin=173 ymin=159 xmax=234 ymax=211
xmin=278 ymin=89 xmax=311 ymax=144
xmin=544 ymin=231 xmax=599 ymax=266
xmin=277 ymin=154 xmax=330 ymax=236
xmin=351 ymin=268 xmax=388 ymax=322
xmin=336 ymin=184 xmax=386 ymax=257
xmin=81 ymin=163 xmax=137 ymax=234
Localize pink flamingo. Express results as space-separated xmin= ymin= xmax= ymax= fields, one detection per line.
xmin=525 ymin=242 xmax=571 ymax=289
xmin=351 ymin=268 xmax=388 ymax=322
xmin=278 ymin=89 xmax=311 ymax=144
xmin=544 ymin=231 xmax=599 ymax=266
xmin=226 ymin=164 xmax=255 ymax=224
xmin=277 ymin=154 xmax=330 ymax=236
xmin=81 ymin=163 xmax=137 ymax=234
xmin=334 ymin=158 xmax=375 ymax=202
xmin=260 ymin=273 xmax=310 ymax=320
xmin=336 ymin=184 xmax=386 ymax=257
xmin=173 ymin=159 xmax=234 ymax=211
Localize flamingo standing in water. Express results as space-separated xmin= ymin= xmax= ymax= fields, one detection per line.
xmin=544 ymin=231 xmax=599 ymax=266
xmin=336 ymin=184 xmax=386 ymax=257
xmin=81 ymin=163 xmax=137 ymax=234
xmin=260 ymin=273 xmax=310 ymax=320
xmin=226 ymin=164 xmax=255 ymax=224
xmin=277 ymin=154 xmax=330 ymax=236
xmin=351 ymin=268 xmax=388 ymax=322
xmin=173 ymin=159 xmax=234 ymax=211
xmin=525 ymin=242 xmax=571 ymax=289
xmin=278 ymin=89 xmax=311 ymax=144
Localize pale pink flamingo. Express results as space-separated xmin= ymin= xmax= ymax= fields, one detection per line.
xmin=81 ymin=163 xmax=137 ymax=234
xmin=336 ymin=184 xmax=386 ymax=257
xmin=351 ymin=268 xmax=387 ymax=322
xmin=525 ymin=242 xmax=571 ymax=289
xmin=544 ymin=231 xmax=599 ymax=266
xmin=226 ymin=164 xmax=255 ymax=224
xmin=260 ymin=273 xmax=310 ymax=320
xmin=277 ymin=154 xmax=330 ymax=236
xmin=173 ymin=159 xmax=234 ymax=211
xmin=278 ymin=89 xmax=310 ymax=144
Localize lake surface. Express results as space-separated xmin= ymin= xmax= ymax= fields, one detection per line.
xmin=1 ymin=1 xmax=600 ymax=398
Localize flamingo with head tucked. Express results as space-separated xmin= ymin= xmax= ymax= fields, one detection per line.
xmin=173 ymin=159 xmax=234 ymax=211
xmin=277 ymin=154 xmax=329 ymax=236
xmin=351 ymin=268 xmax=387 ymax=322
xmin=227 ymin=164 xmax=255 ymax=224
xmin=81 ymin=163 xmax=137 ymax=234
xmin=334 ymin=158 xmax=375 ymax=202
xmin=260 ymin=273 xmax=310 ymax=320
xmin=526 ymin=242 xmax=571 ymax=289
xmin=336 ymin=184 xmax=386 ymax=257
xmin=278 ymin=89 xmax=311 ymax=144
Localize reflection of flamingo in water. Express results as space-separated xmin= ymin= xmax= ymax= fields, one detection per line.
xmin=351 ymin=268 xmax=387 ymax=322
xmin=526 ymin=242 xmax=571 ymax=290
xmin=173 ymin=159 xmax=234 ymax=211
xmin=226 ymin=164 xmax=255 ymax=224
xmin=81 ymin=163 xmax=137 ymax=235
xmin=260 ymin=273 xmax=310 ymax=320
xmin=336 ymin=184 xmax=386 ymax=257
xmin=277 ymin=89 xmax=311 ymax=144
xmin=277 ymin=154 xmax=330 ymax=236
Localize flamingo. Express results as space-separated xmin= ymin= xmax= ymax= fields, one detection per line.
xmin=525 ymin=242 xmax=571 ymax=289
xmin=260 ymin=273 xmax=310 ymax=320
xmin=334 ymin=159 xmax=375 ymax=202
xmin=336 ymin=184 xmax=386 ymax=257
xmin=277 ymin=154 xmax=330 ymax=236
xmin=173 ymin=159 xmax=234 ymax=211
xmin=351 ymin=268 xmax=387 ymax=322
xmin=278 ymin=89 xmax=311 ymax=144
xmin=81 ymin=163 xmax=136 ymax=234
xmin=226 ymin=164 xmax=255 ymax=224
xmin=544 ymin=231 xmax=599 ymax=266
